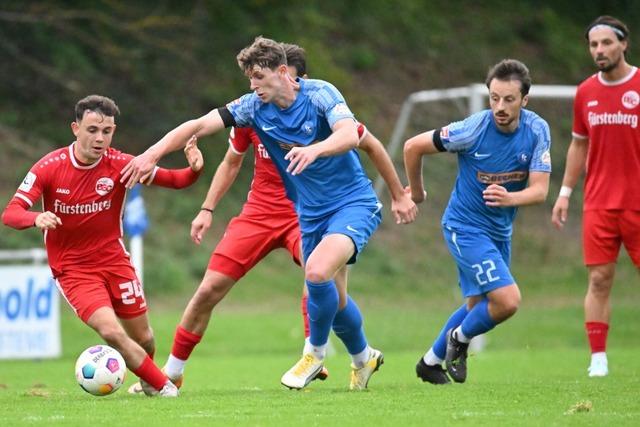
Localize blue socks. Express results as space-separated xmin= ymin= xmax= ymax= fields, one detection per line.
xmin=306 ymin=280 xmax=339 ymax=347
xmin=461 ymin=298 xmax=496 ymax=338
xmin=332 ymin=296 xmax=367 ymax=355
xmin=433 ymin=303 xmax=469 ymax=359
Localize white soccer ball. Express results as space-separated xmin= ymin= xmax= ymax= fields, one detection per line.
xmin=75 ymin=345 xmax=127 ymax=396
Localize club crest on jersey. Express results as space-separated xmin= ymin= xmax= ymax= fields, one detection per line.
xmin=302 ymin=121 xmax=315 ymax=135
xmin=95 ymin=177 xmax=114 ymax=196
xmin=621 ymin=90 xmax=639 ymax=109
xmin=517 ymin=152 xmax=529 ymax=165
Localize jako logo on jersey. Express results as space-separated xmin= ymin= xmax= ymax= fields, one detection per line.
xmin=587 ymin=100 xmax=599 ymax=107
xmin=477 ymin=171 xmax=528 ymax=184
xmin=55 ymin=188 xmax=70 ymax=194
xmin=622 ymin=90 xmax=640 ymax=109
xmin=95 ymin=177 xmax=114 ymax=196
xmin=19 ymin=172 xmax=36 ymax=192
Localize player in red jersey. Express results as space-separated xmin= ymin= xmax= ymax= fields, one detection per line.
xmin=1 ymin=95 xmax=204 ymax=396
xmin=135 ymin=43 xmax=416 ymax=390
xmin=551 ymin=16 xmax=640 ymax=377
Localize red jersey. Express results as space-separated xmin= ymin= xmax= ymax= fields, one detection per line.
xmin=572 ymin=67 xmax=640 ymax=210
xmin=229 ymin=127 xmax=296 ymax=216
xmin=4 ymin=143 xmax=199 ymax=277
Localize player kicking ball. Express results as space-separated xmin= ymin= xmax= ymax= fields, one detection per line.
xmin=2 ymin=95 xmax=203 ymax=397
xmin=404 ymin=59 xmax=551 ymax=384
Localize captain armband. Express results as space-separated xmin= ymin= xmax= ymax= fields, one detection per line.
xmin=217 ymin=107 xmax=237 ymax=128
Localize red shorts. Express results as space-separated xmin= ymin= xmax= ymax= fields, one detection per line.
xmin=55 ymin=263 xmax=147 ymax=322
xmin=583 ymin=209 xmax=640 ymax=266
xmin=209 ymin=213 xmax=301 ymax=280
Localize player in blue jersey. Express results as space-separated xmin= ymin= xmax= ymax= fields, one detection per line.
xmin=404 ymin=59 xmax=552 ymax=384
xmin=121 ymin=36 xmax=417 ymax=390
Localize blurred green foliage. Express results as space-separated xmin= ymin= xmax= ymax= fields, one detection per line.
xmin=1 ymin=1 xmax=639 ymax=296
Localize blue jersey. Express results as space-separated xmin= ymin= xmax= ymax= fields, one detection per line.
xmin=436 ymin=109 xmax=552 ymax=240
xmin=226 ymin=78 xmax=378 ymax=220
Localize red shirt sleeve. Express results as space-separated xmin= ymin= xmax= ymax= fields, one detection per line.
xmin=2 ymin=198 xmax=39 ymax=230
xmin=150 ymin=167 xmax=201 ymax=188
xmin=229 ymin=127 xmax=252 ymax=154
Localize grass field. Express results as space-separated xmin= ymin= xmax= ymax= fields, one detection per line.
xmin=1 ymin=295 xmax=639 ymax=426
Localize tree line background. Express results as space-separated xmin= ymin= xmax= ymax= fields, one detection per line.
xmin=1 ymin=1 xmax=638 ymax=299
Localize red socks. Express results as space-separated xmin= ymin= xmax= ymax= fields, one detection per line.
xmin=171 ymin=326 xmax=202 ymax=361
xmin=301 ymin=294 xmax=310 ymax=338
xmin=586 ymin=321 xmax=609 ymax=353
xmin=133 ymin=355 xmax=166 ymax=391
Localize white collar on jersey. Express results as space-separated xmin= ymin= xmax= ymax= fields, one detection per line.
xmin=597 ymin=66 xmax=637 ymax=86
xmin=69 ymin=142 xmax=103 ymax=170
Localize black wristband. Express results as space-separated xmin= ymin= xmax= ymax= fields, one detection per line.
xmin=200 ymin=207 xmax=214 ymax=213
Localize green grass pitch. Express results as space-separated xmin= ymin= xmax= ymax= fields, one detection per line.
xmin=1 ymin=301 xmax=639 ymax=426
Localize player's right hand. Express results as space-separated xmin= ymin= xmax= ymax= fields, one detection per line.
xmin=120 ymin=150 xmax=159 ymax=189
xmin=551 ymin=196 xmax=570 ymax=229
xmin=191 ymin=210 xmax=213 ymax=245
xmin=35 ymin=211 xmax=62 ymax=230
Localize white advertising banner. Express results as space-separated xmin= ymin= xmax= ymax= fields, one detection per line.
xmin=0 ymin=265 xmax=60 ymax=359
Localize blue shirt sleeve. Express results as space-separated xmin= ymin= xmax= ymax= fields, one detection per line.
xmin=529 ymin=118 xmax=552 ymax=173
xmin=439 ymin=110 xmax=489 ymax=153
xmin=226 ymin=93 xmax=258 ymax=127
xmin=308 ymin=80 xmax=355 ymax=128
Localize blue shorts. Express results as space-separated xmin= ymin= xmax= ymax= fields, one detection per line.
xmin=300 ymin=202 xmax=382 ymax=265
xmin=442 ymin=225 xmax=515 ymax=298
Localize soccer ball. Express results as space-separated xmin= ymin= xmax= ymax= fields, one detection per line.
xmin=75 ymin=345 xmax=127 ymax=396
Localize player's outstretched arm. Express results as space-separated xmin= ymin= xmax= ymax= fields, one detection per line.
xmin=121 ymin=109 xmax=226 ymax=188
xmin=403 ymin=130 xmax=439 ymax=204
xmin=358 ymin=131 xmax=417 ymax=224
xmin=148 ymin=136 xmax=205 ymax=189
xmin=551 ymin=137 xmax=588 ymax=229
xmin=284 ymin=118 xmax=358 ymax=175
xmin=483 ymin=172 xmax=550 ymax=208
xmin=191 ymin=147 xmax=245 ymax=245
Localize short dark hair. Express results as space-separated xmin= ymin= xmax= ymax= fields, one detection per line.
xmin=236 ymin=36 xmax=287 ymax=75
xmin=74 ymin=95 xmax=120 ymax=122
xmin=281 ymin=42 xmax=306 ymax=77
xmin=485 ymin=59 xmax=532 ymax=96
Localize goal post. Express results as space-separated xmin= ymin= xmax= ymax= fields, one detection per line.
xmin=374 ymin=83 xmax=577 ymax=194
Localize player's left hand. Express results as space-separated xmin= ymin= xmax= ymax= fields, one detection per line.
xmin=184 ymin=135 xmax=204 ymax=172
xmin=483 ymin=184 xmax=512 ymax=207
xmin=121 ymin=150 xmax=159 ymax=188
xmin=285 ymin=146 xmax=319 ymax=175
xmin=392 ymin=187 xmax=419 ymax=224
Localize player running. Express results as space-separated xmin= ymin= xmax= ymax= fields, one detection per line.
xmin=404 ymin=59 xmax=551 ymax=384
xmin=551 ymin=15 xmax=640 ymax=377
xmin=121 ymin=37 xmax=417 ymax=391
xmin=2 ymin=95 xmax=204 ymax=397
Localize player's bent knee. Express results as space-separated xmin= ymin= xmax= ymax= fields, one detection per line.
xmin=304 ymin=269 xmax=333 ymax=284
